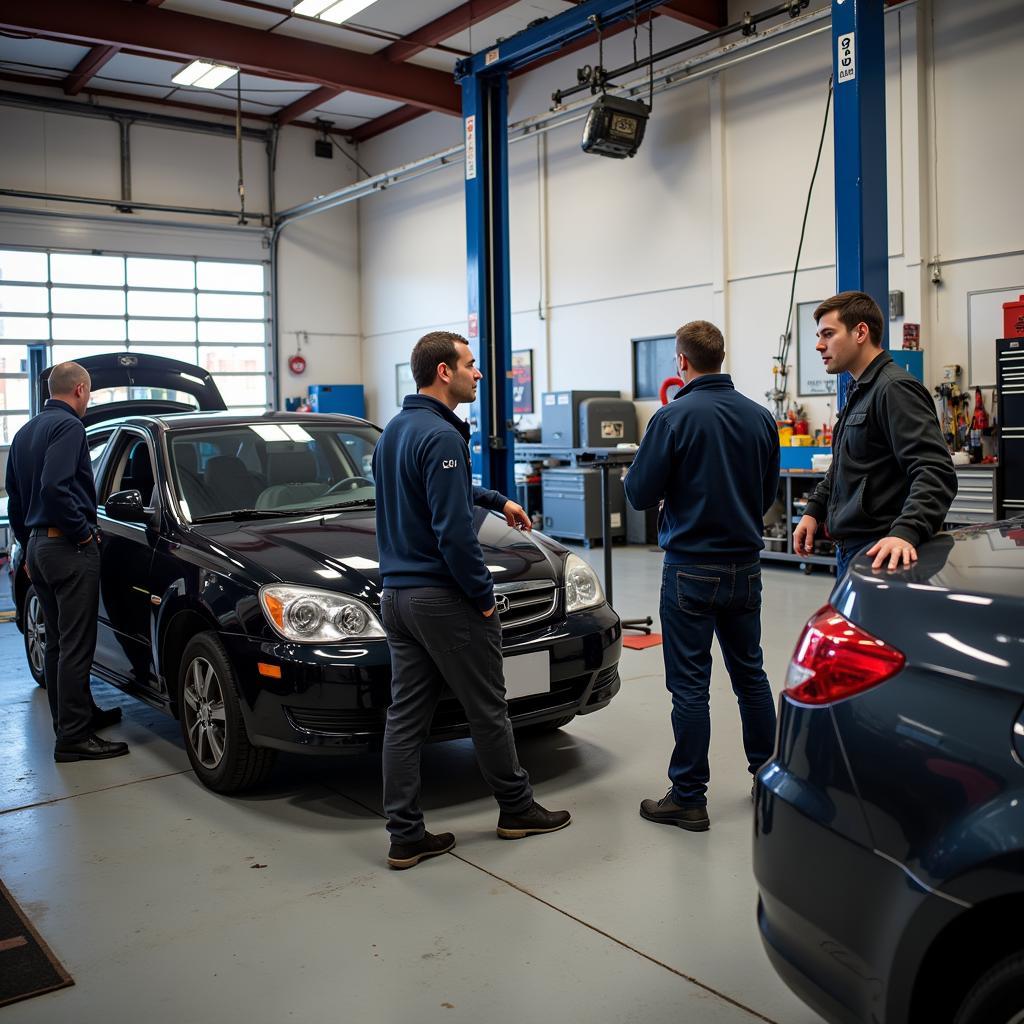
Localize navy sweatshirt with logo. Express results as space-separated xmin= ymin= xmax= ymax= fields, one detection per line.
xmin=373 ymin=394 xmax=509 ymax=610
xmin=624 ymin=374 xmax=780 ymax=563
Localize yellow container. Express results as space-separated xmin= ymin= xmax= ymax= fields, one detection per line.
xmin=778 ymin=426 xmax=794 ymax=445
xmin=790 ymin=435 xmax=812 ymax=446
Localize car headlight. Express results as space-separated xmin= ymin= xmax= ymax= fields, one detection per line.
xmin=259 ymin=585 xmax=385 ymax=643
xmin=563 ymin=553 xmax=605 ymax=613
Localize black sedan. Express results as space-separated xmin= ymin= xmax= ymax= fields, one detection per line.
xmin=753 ymin=520 xmax=1024 ymax=1024
xmin=10 ymin=355 xmax=622 ymax=793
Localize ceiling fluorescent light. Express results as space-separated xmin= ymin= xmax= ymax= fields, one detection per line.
xmin=172 ymin=60 xmax=238 ymax=90
xmin=172 ymin=60 xmax=216 ymax=87
xmin=318 ymin=0 xmax=379 ymax=26
xmin=291 ymin=0 xmax=338 ymax=15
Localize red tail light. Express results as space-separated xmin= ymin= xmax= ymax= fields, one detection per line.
xmin=784 ymin=604 xmax=905 ymax=705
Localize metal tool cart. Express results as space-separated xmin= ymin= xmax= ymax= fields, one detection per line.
xmin=761 ymin=469 xmax=836 ymax=574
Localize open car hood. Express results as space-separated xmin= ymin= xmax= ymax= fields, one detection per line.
xmin=42 ymin=353 xmax=227 ymax=427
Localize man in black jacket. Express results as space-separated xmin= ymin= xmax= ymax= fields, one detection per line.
xmin=625 ymin=321 xmax=780 ymax=831
xmin=6 ymin=362 xmax=128 ymax=762
xmin=794 ymin=292 xmax=956 ymax=578
xmin=373 ymin=332 xmax=570 ymax=870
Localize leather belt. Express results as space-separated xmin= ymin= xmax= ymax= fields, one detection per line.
xmin=47 ymin=527 xmax=64 ymax=539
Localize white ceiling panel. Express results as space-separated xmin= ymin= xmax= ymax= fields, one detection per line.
xmin=0 ymin=37 xmax=92 ymax=75
xmin=100 ymin=52 xmax=184 ymax=88
xmin=352 ymin=0 xmax=467 ymax=37
xmin=311 ymin=91 xmax=403 ymax=120
xmin=90 ymin=80 xmax=179 ymax=100
xmin=161 ymin=0 xmax=285 ymax=31
xmin=406 ymin=50 xmax=460 ymax=74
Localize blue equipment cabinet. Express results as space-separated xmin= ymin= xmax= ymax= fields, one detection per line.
xmin=307 ymin=385 xmax=365 ymax=418
xmin=889 ymin=350 xmax=923 ymax=382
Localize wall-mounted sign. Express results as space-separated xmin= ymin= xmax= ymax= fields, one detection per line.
xmin=511 ymin=349 xmax=533 ymax=415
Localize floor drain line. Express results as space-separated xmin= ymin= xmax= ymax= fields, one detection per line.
xmin=326 ymin=785 xmax=778 ymax=1024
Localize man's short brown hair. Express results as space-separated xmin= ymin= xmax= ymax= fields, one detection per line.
xmin=813 ymin=291 xmax=884 ymax=347
xmin=675 ymin=320 xmax=725 ymax=374
xmin=47 ymin=361 xmax=90 ymax=398
xmin=410 ymin=331 xmax=467 ymax=389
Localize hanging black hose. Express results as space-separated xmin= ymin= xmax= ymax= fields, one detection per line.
xmin=236 ymin=71 xmax=247 ymax=225
xmin=771 ymin=73 xmax=833 ymax=417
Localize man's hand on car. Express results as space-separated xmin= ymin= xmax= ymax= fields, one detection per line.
xmin=502 ymin=500 xmax=531 ymax=531
xmin=867 ymin=536 xmax=918 ymax=571
xmin=793 ymin=514 xmax=818 ymax=556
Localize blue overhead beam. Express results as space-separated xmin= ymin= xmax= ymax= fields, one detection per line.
xmin=832 ymin=0 xmax=889 ymax=408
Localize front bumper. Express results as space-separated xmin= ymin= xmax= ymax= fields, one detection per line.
xmin=222 ymin=604 xmax=622 ymax=753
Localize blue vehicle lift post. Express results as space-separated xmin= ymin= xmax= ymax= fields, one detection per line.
xmin=831 ymin=0 xmax=889 ymax=407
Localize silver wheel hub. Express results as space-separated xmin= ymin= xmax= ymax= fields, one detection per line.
xmin=182 ymin=656 xmax=227 ymax=771
xmin=26 ymin=594 xmax=46 ymax=675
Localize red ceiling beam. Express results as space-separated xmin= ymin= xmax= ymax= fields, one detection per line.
xmin=276 ymin=86 xmax=342 ymax=127
xmin=0 ymin=0 xmax=460 ymax=114
xmin=654 ymin=0 xmax=727 ymax=32
xmin=63 ymin=0 xmax=165 ymax=97
xmin=380 ymin=0 xmax=523 ymax=64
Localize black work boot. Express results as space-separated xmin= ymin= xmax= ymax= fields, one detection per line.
xmin=54 ymin=734 xmax=130 ymax=762
xmin=386 ymin=831 xmax=456 ymax=870
xmin=496 ymin=801 xmax=571 ymax=840
xmin=639 ymin=790 xmax=710 ymax=831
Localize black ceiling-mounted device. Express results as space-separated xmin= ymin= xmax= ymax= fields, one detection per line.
xmin=314 ymin=119 xmax=334 ymax=159
xmin=581 ymin=94 xmax=649 ymax=159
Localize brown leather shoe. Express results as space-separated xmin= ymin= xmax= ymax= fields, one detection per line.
xmin=639 ymin=790 xmax=710 ymax=831
xmin=387 ymin=831 xmax=455 ymax=870
xmin=496 ymin=801 xmax=571 ymax=840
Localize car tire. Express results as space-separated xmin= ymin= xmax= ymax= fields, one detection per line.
xmin=954 ymin=951 xmax=1024 ymax=1024
xmin=178 ymin=631 xmax=276 ymax=794
xmin=23 ymin=584 xmax=47 ymax=688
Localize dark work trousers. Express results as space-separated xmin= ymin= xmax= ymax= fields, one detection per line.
xmin=380 ymin=587 xmax=534 ymax=843
xmin=659 ymin=561 xmax=777 ymax=807
xmin=26 ymin=533 xmax=101 ymax=744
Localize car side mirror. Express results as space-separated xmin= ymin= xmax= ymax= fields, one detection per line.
xmin=105 ymin=489 xmax=148 ymax=523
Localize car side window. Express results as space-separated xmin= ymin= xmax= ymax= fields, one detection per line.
xmin=103 ymin=434 xmax=158 ymax=509
xmin=87 ymin=432 xmax=113 ymax=480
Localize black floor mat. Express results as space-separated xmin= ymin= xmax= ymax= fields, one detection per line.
xmin=0 ymin=878 xmax=73 ymax=1008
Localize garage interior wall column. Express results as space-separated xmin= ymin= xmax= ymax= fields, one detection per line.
xmin=832 ymin=0 xmax=890 ymax=407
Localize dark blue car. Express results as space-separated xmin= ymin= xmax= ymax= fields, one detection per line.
xmin=754 ymin=521 xmax=1024 ymax=1024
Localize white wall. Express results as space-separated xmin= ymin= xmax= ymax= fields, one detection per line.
xmin=0 ymin=96 xmax=362 ymax=405
xmin=356 ymin=0 xmax=1024 ymax=434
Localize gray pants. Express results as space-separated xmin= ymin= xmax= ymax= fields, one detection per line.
xmin=380 ymin=587 xmax=533 ymax=842
xmin=26 ymin=533 xmax=100 ymax=743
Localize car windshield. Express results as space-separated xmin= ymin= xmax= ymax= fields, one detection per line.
xmin=168 ymin=422 xmax=378 ymax=522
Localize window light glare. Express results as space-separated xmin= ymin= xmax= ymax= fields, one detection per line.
xmin=291 ymin=0 xmax=337 ymax=15
xmin=171 ymin=60 xmax=238 ymax=90
xmin=318 ymin=0 xmax=379 ymax=25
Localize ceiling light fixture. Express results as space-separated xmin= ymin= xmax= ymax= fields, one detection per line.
xmin=292 ymin=0 xmax=379 ymax=26
xmin=171 ymin=60 xmax=239 ymax=89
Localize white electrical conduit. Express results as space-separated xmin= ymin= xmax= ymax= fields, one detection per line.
xmin=276 ymin=0 xmax=915 ymax=229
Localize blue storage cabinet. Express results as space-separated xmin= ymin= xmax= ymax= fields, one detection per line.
xmin=890 ymin=350 xmax=924 ymax=382
xmin=307 ymin=385 xmax=365 ymax=417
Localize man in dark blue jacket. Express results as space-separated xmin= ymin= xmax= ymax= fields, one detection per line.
xmin=6 ymin=362 xmax=128 ymax=762
xmin=374 ymin=331 xmax=570 ymax=869
xmin=624 ymin=321 xmax=779 ymax=831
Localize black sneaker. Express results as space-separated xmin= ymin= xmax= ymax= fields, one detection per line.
xmin=639 ymin=790 xmax=710 ymax=831
xmin=386 ymin=831 xmax=455 ymax=870
xmin=496 ymin=801 xmax=571 ymax=840
xmin=54 ymin=734 xmax=130 ymax=762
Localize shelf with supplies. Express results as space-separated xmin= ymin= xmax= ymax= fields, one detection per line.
xmin=762 ymin=469 xmax=836 ymax=573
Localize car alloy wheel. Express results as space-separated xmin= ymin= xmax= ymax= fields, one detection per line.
xmin=24 ymin=588 xmax=46 ymax=686
xmin=182 ymin=656 xmax=227 ymax=770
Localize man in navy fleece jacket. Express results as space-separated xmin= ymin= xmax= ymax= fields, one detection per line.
xmin=624 ymin=320 xmax=780 ymax=833
xmin=373 ymin=331 xmax=570 ymax=870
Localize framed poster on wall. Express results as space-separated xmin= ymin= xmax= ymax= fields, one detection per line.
xmin=511 ymin=349 xmax=533 ymax=414
xmin=796 ymin=301 xmax=836 ymax=396
xmin=395 ymin=362 xmax=416 ymax=405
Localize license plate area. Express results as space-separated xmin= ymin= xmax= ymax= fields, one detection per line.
xmin=503 ymin=651 xmax=550 ymax=700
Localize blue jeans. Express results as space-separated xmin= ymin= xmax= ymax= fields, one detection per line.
xmin=835 ymin=540 xmax=875 ymax=580
xmin=659 ymin=561 xmax=777 ymax=807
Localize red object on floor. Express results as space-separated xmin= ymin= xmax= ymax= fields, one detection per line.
xmin=622 ymin=633 xmax=663 ymax=650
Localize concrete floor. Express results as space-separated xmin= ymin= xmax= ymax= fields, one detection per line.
xmin=0 ymin=546 xmax=834 ymax=1024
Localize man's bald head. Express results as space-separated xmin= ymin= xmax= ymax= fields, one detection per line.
xmin=47 ymin=361 xmax=91 ymax=417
